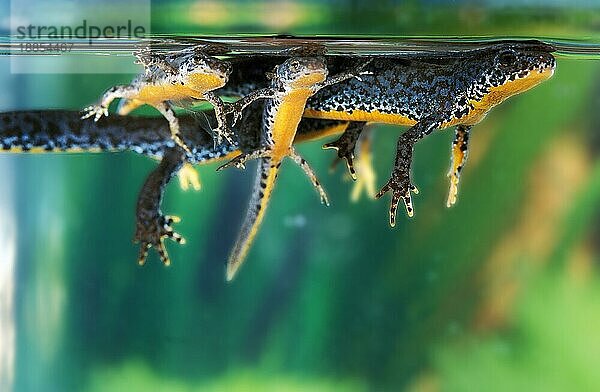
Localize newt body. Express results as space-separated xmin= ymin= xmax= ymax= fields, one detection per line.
xmin=307 ymin=43 xmax=555 ymax=224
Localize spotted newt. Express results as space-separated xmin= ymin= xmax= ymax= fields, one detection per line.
xmin=224 ymin=41 xmax=556 ymax=226
xmin=0 ymin=109 xmax=349 ymax=265
xmin=82 ymin=47 xmax=236 ymax=152
xmin=217 ymin=56 xmax=368 ymax=280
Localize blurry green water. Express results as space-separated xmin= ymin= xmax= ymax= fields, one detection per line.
xmin=2 ymin=2 xmax=600 ymax=392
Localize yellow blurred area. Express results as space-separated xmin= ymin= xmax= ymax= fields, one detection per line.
xmin=474 ymin=131 xmax=591 ymax=332
xmin=187 ymin=1 xmax=319 ymax=30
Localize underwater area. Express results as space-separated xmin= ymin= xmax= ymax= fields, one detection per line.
xmin=2 ymin=0 xmax=600 ymax=391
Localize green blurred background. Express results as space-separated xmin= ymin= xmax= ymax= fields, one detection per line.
xmin=2 ymin=0 xmax=600 ymax=391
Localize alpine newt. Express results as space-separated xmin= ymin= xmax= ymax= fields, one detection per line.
xmin=82 ymin=47 xmax=236 ymax=152
xmin=217 ymin=56 xmax=368 ymax=280
xmin=223 ymin=41 xmax=556 ymax=226
xmin=0 ymin=109 xmax=349 ymax=266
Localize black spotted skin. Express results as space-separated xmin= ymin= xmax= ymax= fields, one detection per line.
xmin=305 ymin=42 xmax=556 ymax=127
xmin=0 ymin=110 xmax=234 ymax=162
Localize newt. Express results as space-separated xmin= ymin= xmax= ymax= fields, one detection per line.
xmin=0 ymin=109 xmax=349 ymax=266
xmin=217 ymin=56 xmax=368 ymax=280
xmin=82 ymin=47 xmax=236 ymax=152
xmin=223 ymin=41 xmax=556 ymax=225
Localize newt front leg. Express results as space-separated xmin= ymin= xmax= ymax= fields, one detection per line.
xmin=135 ymin=146 xmax=187 ymax=266
xmin=81 ymin=85 xmax=139 ymax=121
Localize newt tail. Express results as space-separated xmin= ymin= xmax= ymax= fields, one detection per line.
xmin=226 ymin=156 xmax=279 ymax=280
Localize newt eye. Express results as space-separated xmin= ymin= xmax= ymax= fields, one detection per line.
xmin=289 ymin=60 xmax=300 ymax=70
xmin=497 ymin=50 xmax=517 ymax=67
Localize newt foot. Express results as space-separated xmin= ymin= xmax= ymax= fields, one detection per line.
xmin=375 ymin=174 xmax=419 ymax=227
xmin=177 ymin=163 xmax=202 ymax=191
xmin=212 ymin=127 xmax=236 ymax=147
xmin=217 ymin=154 xmax=247 ymax=170
xmin=135 ymin=214 xmax=185 ymax=266
xmin=323 ymin=139 xmax=357 ymax=180
xmin=81 ymin=105 xmax=108 ymax=122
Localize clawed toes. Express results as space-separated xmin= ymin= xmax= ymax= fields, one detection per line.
xmin=323 ymin=142 xmax=357 ymax=180
xmin=137 ymin=242 xmax=151 ymax=266
xmin=375 ymin=181 xmax=419 ymax=227
xmin=319 ymin=191 xmax=330 ymax=207
xmin=229 ymin=111 xmax=243 ymax=127
xmin=137 ymin=239 xmax=172 ymax=266
xmin=155 ymin=240 xmax=171 ymax=266
xmin=135 ymin=214 xmax=185 ymax=266
xmin=165 ymin=214 xmax=180 ymax=225
xmin=81 ymin=105 xmax=108 ymax=122
xmin=163 ymin=215 xmax=185 ymax=244
xmin=212 ymin=126 xmax=235 ymax=147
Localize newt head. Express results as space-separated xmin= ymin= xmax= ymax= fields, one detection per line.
xmin=458 ymin=42 xmax=556 ymax=125
xmin=492 ymin=42 xmax=555 ymax=88
xmin=476 ymin=42 xmax=555 ymax=100
xmin=173 ymin=49 xmax=232 ymax=91
xmin=276 ymin=57 xmax=328 ymax=89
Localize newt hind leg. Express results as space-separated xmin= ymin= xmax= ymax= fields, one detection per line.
xmin=219 ymin=146 xmax=329 ymax=206
xmin=135 ymin=146 xmax=187 ymax=266
xmin=154 ymin=102 xmax=192 ymax=155
xmin=290 ymin=147 xmax=329 ymax=205
xmin=350 ymin=129 xmax=377 ymax=202
xmin=323 ymin=121 xmax=366 ymax=180
xmin=217 ymin=147 xmax=271 ymax=171
xmin=204 ymin=91 xmax=235 ymax=146
xmin=447 ymin=125 xmax=471 ymax=207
